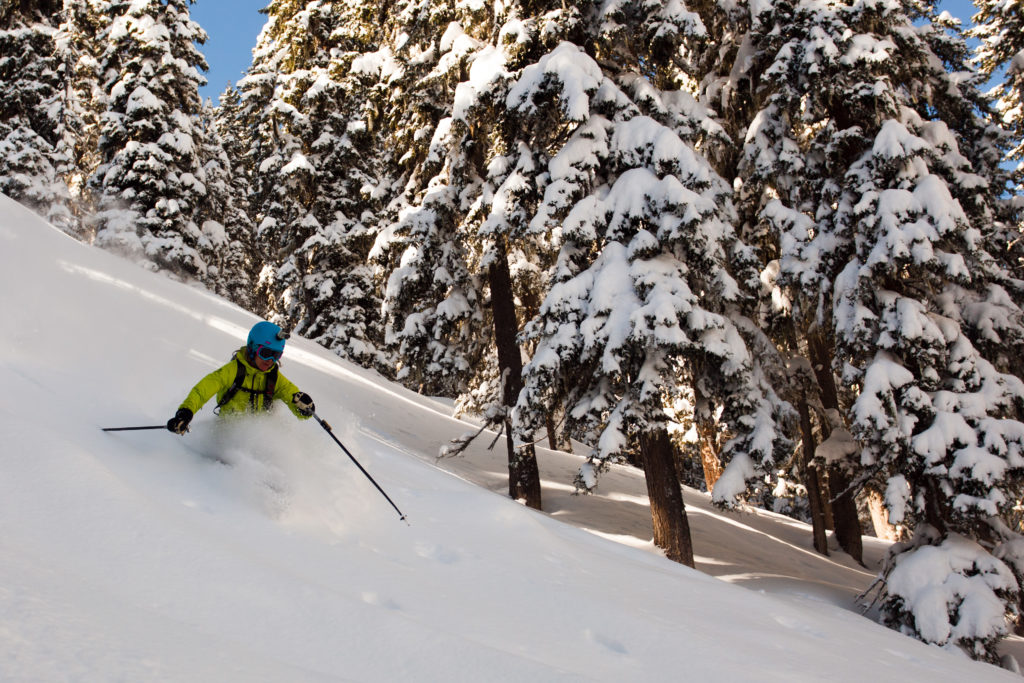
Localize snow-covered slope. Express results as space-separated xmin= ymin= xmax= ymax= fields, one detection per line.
xmin=0 ymin=194 xmax=1016 ymax=681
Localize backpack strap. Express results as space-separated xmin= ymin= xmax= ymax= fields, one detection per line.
xmin=213 ymin=359 xmax=247 ymax=414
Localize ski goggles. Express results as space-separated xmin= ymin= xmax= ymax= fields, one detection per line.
xmin=254 ymin=344 xmax=283 ymax=362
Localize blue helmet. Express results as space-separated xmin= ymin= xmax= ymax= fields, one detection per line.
xmin=247 ymin=321 xmax=289 ymax=360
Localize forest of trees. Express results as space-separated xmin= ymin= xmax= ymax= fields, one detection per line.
xmin=2 ymin=0 xmax=1023 ymax=664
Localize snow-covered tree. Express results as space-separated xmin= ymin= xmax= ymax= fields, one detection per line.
xmin=193 ymin=98 xmax=255 ymax=307
xmin=367 ymin=1 xmax=543 ymax=505
xmin=240 ymin=0 xmax=386 ymax=367
xmin=50 ymin=0 xmax=107 ymax=238
xmin=971 ymin=0 xmax=1024 ymax=281
xmin=367 ymin=3 xmax=493 ymax=399
xmin=972 ymin=0 xmax=1024 ymax=180
xmin=831 ymin=116 xmax=1024 ymax=661
xmin=89 ymin=0 xmax=209 ymax=276
xmin=652 ymin=0 xmax=860 ymax=558
xmin=515 ymin=44 xmax=789 ymax=562
xmin=0 ymin=0 xmax=74 ymax=228
xmin=700 ymin=0 xmax=871 ymax=559
xmin=708 ymin=0 xmax=1024 ymax=659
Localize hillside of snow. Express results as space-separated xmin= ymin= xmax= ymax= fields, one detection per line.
xmin=0 ymin=193 xmax=1019 ymax=680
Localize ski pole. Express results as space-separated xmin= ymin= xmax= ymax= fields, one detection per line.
xmin=102 ymin=425 xmax=168 ymax=432
xmin=312 ymin=413 xmax=408 ymax=524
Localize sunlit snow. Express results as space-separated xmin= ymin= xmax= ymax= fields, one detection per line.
xmin=1 ymin=194 xmax=1019 ymax=680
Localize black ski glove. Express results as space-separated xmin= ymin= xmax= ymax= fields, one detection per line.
xmin=167 ymin=408 xmax=193 ymax=435
xmin=292 ymin=392 xmax=315 ymax=417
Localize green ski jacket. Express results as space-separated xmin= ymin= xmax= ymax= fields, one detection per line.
xmin=179 ymin=348 xmax=309 ymax=419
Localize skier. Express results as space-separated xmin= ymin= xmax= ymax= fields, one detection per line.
xmin=166 ymin=321 xmax=316 ymax=434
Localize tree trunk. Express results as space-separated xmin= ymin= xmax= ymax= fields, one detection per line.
xmin=865 ymin=488 xmax=900 ymax=541
xmin=693 ymin=384 xmax=723 ymax=492
xmin=545 ymin=412 xmax=562 ymax=451
xmin=923 ymin=478 xmax=948 ymax=536
xmin=696 ymin=423 xmax=723 ymax=492
xmin=807 ymin=329 xmax=863 ymax=564
xmin=489 ymin=240 xmax=542 ymax=510
xmin=797 ymin=395 xmax=830 ymax=556
xmin=639 ymin=427 xmax=695 ymax=567
xmin=828 ymin=465 xmax=864 ymax=565
xmin=821 ymin=476 xmax=836 ymax=532
xmin=504 ymin=418 xmax=542 ymax=509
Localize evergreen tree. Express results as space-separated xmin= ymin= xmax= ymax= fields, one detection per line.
xmin=240 ymin=0 xmax=385 ymax=367
xmin=509 ymin=36 xmax=784 ymax=560
xmin=367 ymin=0 xmax=543 ymax=504
xmin=684 ymin=0 xmax=867 ymax=561
xmin=193 ymin=98 xmax=255 ymax=307
xmin=51 ymin=0 xmax=107 ymax=238
xmin=835 ymin=116 xmax=1024 ymax=661
xmin=971 ymin=0 xmax=1024 ymax=279
xmin=701 ymin=0 xmax=1024 ymax=659
xmin=89 ymin=0 xmax=209 ymax=277
xmin=972 ymin=0 xmax=1024 ymax=181
xmin=367 ymin=1 xmax=492 ymax=397
xmin=0 ymin=0 xmax=73 ymax=228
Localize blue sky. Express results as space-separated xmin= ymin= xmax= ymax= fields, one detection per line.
xmin=938 ymin=0 xmax=982 ymax=42
xmin=940 ymin=0 xmax=977 ymax=20
xmin=189 ymin=0 xmax=982 ymax=106
xmin=192 ymin=1 xmax=268 ymax=103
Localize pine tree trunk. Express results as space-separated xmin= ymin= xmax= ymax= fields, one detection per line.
xmin=797 ymin=396 xmax=830 ymax=556
xmin=807 ymin=329 xmax=863 ymax=564
xmin=639 ymin=427 xmax=695 ymax=567
xmin=923 ymin=478 xmax=949 ymax=535
xmin=489 ymin=240 xmax=542 ymax=510
xmin=545 ymin=413 xmax=559 ymax=451
xmin=696 ymin=423 xmax=723 ymax=492
xmin=694 ymin=385 xmax=723 ymax=492
xmin=865 ymin=488 xmax=900 ymax=541
xmin=504 ymin=417 xmax=542 ymax=508
xmin=828 ymin=466 xmax=863 ymax=564
xmin=820 ymin=474 xmax=836 ymax=531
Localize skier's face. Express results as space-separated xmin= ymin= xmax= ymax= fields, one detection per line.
xmin=250 ymin=342 xmax=282 ymax=371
